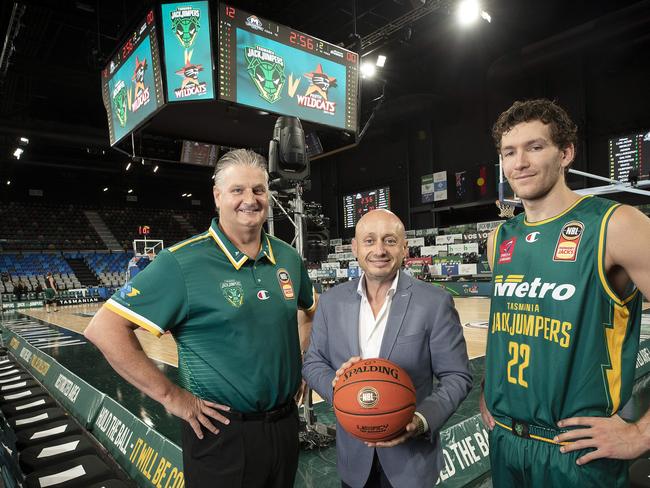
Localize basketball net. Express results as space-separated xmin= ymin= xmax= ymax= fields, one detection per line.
xmin=495 ymin=200 xmax=516 ymax=219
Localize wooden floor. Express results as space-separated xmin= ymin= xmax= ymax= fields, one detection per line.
xmin=19 ymin=296 xmax=492 ymax=366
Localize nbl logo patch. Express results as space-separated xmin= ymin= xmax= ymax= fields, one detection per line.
xmin=553 ymin=221 xmax=584 ymax=262
xmin=498 ymin=237 xmax=517 ymax=264
xmin=276 ymin=269 xmax=295 ymax=300
xmin=357 ymin=387 xmax=379 ymax=408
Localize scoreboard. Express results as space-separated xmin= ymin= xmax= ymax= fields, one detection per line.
xmin=609 ymin=131 xmax=650 ymax=183
xmin=217 ymin=4 xmax=359 ymax=133
xmin=101 ymin=9 xmax=165 ymax=146
xmin=343 ymin=187 xmax=391 ymax=229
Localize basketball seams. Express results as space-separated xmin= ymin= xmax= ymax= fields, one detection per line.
xmin=334 ymin=404 xmax=416 ymax=417
xmin=334 ymin=378 xmax=416 ymax=396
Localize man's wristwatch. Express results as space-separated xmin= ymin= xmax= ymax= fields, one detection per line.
xmin=412 ymin=414 xmax=426 ymax=437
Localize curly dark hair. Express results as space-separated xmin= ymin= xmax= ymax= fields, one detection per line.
xmin=492 ymin=99 xmax=578 ymax=152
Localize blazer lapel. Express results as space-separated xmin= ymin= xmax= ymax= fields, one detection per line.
xmin=345 ymin=281 xmax=362 ymax=357
xmin=379 ymin=272 xmax=413 ymax=359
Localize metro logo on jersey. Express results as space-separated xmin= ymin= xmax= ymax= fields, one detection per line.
xmin=553 ymin=221 xmax=584 ymax=262
xmin=498 ymin=237 xmax=517 ymax=264
xmin=493 ymin=275 xmax=576 ymax=301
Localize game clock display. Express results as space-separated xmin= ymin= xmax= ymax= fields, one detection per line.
xmin=101 ymin=9 xmax=165 ymax=146
xmin=343 ymin=187 xmax=391 ymax=229
xmin=218 ymin=4 xmax=359 ymax=133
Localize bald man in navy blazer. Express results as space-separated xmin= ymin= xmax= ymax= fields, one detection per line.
xmin=303 ymin=210 xmax=472 ymax=488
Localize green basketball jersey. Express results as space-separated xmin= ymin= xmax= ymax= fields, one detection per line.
xmin=485 ymin=195 xmax=642 ymax=429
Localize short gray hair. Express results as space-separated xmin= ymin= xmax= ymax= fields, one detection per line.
xmin=213 ymin=149 xmax=269 ymax=189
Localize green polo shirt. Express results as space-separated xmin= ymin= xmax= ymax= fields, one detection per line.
xmin=106 ymin=218 xmax=316 ymax=412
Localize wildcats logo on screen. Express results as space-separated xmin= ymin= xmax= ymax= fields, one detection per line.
xmin=553 ymin=221 xmax=584 ymax=262
xmin=162 ymin=2 xmax=214 ymax=102
xmin=110 ymin=54 xmax=152 ymax=129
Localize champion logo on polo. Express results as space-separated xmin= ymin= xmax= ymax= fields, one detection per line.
xmin=221 ymin=280 xmax=244 ymax=308
xmin=276 ymin=268 xmax=295 ymax=299
xmin=525 ymin=232 xmax=541 ymax=243
xmin=257 ymin=290 xmax=270 ymax=300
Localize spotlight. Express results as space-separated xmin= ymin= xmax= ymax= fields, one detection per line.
xmin=182 ymin=193 xmax=187 ymax=197
xmin=6 ymin=180 xmax=10 ymax=186
xmin=480 ymin=10 xmax=491 ymax=22
xmin=13 ymin=148 xmax=23 ymax=159
xmin=103 ymin=187 xmax=109 ymax=192
xmin=457 ymin=0 xmax=479 ymax=25
xmin=376 ymin=55 xmax=386 ymax=67
xmin=127 ymin=189 xmax=133 ymax=194
xmin=19 ymin=137 xmax=29 ymax=144
xmin=187 ymin=193 xmax=192 ymax=197
xmin=360 ymin=62 xmax=376 ymax=78
xmin=153 ymin=165 xmax=159 ymax=173
xmin=125 ymin=162 xmax=131 ymax=171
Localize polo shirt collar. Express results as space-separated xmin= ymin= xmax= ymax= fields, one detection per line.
xmin=208 ymin=218 xmax=276 ymax=270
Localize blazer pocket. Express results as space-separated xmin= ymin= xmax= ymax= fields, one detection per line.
xmin=395 ymin=331 xmax=427 ymax=345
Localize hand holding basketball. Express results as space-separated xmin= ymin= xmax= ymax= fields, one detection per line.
xmin=332 ymin=356 xmax=362 ymax=388
xmin=333 ymin=358 xmax=417 ymax=442
xmin=365 ymin=416 xmax=422 ymax=447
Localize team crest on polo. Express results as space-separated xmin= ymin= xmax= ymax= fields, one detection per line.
xmin=276 ymin=268 xmax=295 ymax=299
xmin=221 ymin=280 xmax=244 ymax=307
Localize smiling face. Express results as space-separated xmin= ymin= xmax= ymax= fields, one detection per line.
xmin=352 ymin=210 xmax=407 ymax=284
xmin=500 ymin=120 xmax=575 ymax=202
xmin=213 ymin=164 xmax=269 ymax=235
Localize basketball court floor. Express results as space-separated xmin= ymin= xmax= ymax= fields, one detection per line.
xmin=1 ymin=298 xmax=648 ymax=487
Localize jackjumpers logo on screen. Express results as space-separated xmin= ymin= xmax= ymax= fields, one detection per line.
xmin=112 ymin=79 xmax=128 ymax=127
xmin=171 ymin=6 xmax=200 ymax=48
xmin=244 ymin=45 xmax=286 ymax=103
xmin=296 ymin=63 xmax=337 ymax=114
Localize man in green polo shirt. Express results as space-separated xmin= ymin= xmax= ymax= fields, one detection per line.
xmin=85 ymin=149 xmax=317 ymax=488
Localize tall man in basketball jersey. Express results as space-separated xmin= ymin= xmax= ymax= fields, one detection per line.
xmin=303 ymin=209 xmax=472 ymax=488
xmin=479 ymin=99 xmax=650 ymax=486
xmin=86 ymin=149 xmax=317 ymax=488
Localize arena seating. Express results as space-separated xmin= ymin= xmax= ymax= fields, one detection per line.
xmin=0 ymin=202 xmax=103 ymax=251
xmin=97 ymin=207 xmax=193 ymax=250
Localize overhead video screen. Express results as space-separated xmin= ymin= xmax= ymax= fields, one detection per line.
xmin=161 ymin=2 xmax=215 ymax=103
xmin=609 ymin=131 xmax=649 ymax=183
xmin=342 ymin=187 xmax=391 ymax=229
xmin=217 ymin=4 xmax=359 ymax=133
xmin=101 ymin=9 xmax=165 ymax=146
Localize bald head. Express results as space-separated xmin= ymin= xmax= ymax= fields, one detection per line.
xmin=355 ymin=209 xmax=405 ymax=239
xmin=353 ymin=210 xmax=407 ymax=284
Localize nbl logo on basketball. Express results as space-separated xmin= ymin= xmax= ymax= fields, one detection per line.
xmin=357 ymin=387 xmax=379 ymax=408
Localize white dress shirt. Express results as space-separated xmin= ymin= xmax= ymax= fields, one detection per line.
xmin=357 ymin=272 xmax=399 ymax=359
xmin=356 ymin=271 xmax=429 ymax=433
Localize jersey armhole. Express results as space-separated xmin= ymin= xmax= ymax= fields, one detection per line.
xmin=597 ymin=204 xmax=638 ymax=306
xmin=490 ymin=223 xmax=504 ymax=270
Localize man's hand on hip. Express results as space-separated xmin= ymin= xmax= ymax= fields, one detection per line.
xmin=164 ymin=386 xmax=231 ymax=439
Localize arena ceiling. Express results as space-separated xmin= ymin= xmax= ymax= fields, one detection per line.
xmin=0 ymin=0 xmax=649 ymax=183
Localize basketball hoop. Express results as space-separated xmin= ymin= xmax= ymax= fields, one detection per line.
xmin=495 ymin=200 xmax=516 ymax=219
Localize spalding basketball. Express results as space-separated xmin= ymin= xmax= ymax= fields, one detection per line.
xmin=333 ymin=358 xmax=416 ymax=442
